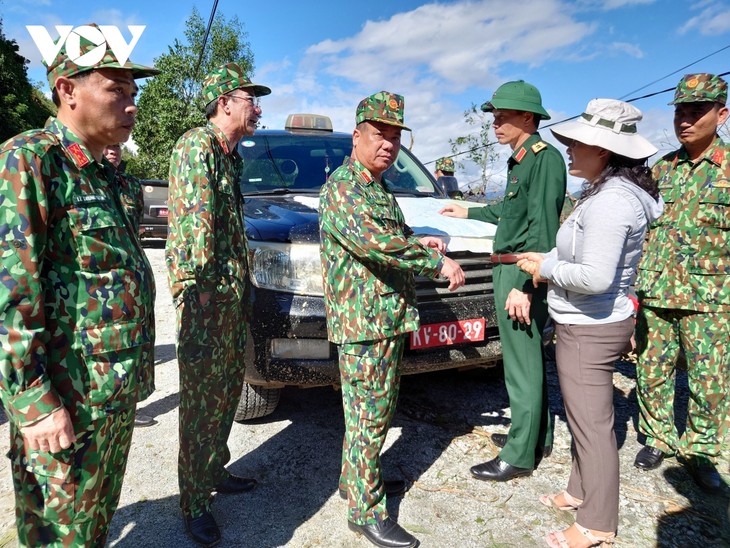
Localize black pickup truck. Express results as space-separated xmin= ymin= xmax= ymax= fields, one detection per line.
xmin=139 ymin=180 xmax=169 ymax=240
xmin=234 ymin=114 xmax=502 ymax=420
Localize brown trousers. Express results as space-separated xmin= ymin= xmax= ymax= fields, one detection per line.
xmin=554 ymin=317 xmax=634 ymax=533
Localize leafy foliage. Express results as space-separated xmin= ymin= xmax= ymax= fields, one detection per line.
xmin=131 ymin=8 xmax=255 ymax=179
xmin=448 ymin=104 xmax=500 ymax=198
xmin=0 ymin=18 xmax=55 ymax=142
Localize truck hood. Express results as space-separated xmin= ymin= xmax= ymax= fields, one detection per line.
xmin=244 ymin=195 xmax=496 ymax=252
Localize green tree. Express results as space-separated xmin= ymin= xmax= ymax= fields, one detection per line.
xmin=448 ymin=104 xmax=500 ymax=200
xmin=0 ymin=18 xmax=55 ymax=142
xmin=131 ymin=8 xmax=255 ymax=179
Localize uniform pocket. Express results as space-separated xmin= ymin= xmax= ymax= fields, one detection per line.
xmin=500 ymin=182 xmax=525 ymax=219
xmin=687 ymin=270 xmax=728 ymax=305
xmin=67 ymin=202 xmax=132 ymax=272
xmin=72 ymin=321 xmax=148 ymax=408
xmin=696 ymin=185 xmax=730 ymax=228
xmin=11 ymin=447 xmax=76 ymax=524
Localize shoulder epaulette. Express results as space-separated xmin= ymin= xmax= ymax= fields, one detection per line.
xmin=531 ymin=141 xmax=548 ymax=154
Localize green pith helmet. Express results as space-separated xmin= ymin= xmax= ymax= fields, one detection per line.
xmin=481 ymin=80 xmax=551 ymax=120
xmin=355 ymin=91 xmax=410 ymax=130
xmin=670 ymin=73 xmax=727 ymax=105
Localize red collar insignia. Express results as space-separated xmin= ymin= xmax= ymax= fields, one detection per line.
xmin=67 ymin=143 xmax=89 ymax=168
xmin=712 ymin=148 xmax=723 ymax=165
xmin=515 ymin=147 xmax=527 ymax=162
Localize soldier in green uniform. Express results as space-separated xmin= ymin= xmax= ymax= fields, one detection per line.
xmin=0 ymin=25 xmax=157 ymax=547
xmin=440 ymin=80 xmax=566 ymax=481
xmin=103 ymin=142 xmax=157 ymax=427
xmin=319 ymin=91 xmax=465 ymax=548
xmin=166 ymin=62 xmax=270 ymax=546
xmin=633 ymin=73 xmax=729 ymax=494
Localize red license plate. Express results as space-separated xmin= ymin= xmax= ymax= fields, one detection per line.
xmin=157 ymin=208 xmax=168 ymax=217
xmin=410 ymin=318 xmax=485 ymax=349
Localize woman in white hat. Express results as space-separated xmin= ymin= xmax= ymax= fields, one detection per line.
xmin=517 ymin=99 xmax=664 ymax=548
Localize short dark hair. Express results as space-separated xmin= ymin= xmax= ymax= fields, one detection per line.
xmin=51 ymin=71 xmax=92 ymax=106
xmin=205 ymin=98 xmax=219 ymax=119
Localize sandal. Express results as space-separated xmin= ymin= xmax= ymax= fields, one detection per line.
xmin=545 ymin=523 xmax=615 ymax=548
xmin=539 ymin=491 xmax=582 ymax=511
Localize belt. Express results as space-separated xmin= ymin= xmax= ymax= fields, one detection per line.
xmin=490 ymin=253 xmax=520 ymax=265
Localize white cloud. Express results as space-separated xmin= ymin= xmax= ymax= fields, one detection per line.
xmin=679 ymin=4 xmax=730 ymax=35
xmin=260 ymin=0 xmax=678 ymax=195
xmin=599 ymin=0 xmax=655 ymax=8
xmin=305 ymin=0 xmax=595 ymax=91
xmin=609 ymin=42 xmax=644 ymax=58
xmin=572 ymin=0 xmax=655 ymax=9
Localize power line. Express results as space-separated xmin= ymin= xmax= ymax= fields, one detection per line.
xmin=193 ymin=0 xmax=220 ymax=79
xmin=428 ymin=45 xmax=730 ymax=167
xmin=619 ymin=43 xmax=730 ymax=100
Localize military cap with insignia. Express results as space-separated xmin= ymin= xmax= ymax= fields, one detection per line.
xmin=355 ymin=91 xmax=410 ymax=130
xmin=201 ymin=62 xmax=272 ymax=106
xmin=481 ymin=80 xmax=551 ymax=120
xmin=670 ymin=73 xmax=727 ymax=106
xmin=45 ymin=23 xmax=160 ymax=88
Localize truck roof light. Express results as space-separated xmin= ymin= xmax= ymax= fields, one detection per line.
xmin=285 ymin=113 xmax=333 ymax=132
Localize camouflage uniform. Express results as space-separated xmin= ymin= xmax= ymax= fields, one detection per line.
xmin=635 ymin=74 xmax=730 ymax=463
xmin=0 ymin=117 xmax=156 ymax=546
xmin=166 ymin=59 xmax=276 ymax=520
xmin=0 ymin=27 xmax=158 ymax=547
xmin=319 ymin=92 xmax=443 ymax=525
xmin=112 ymin=166 xmax=156 ymax=401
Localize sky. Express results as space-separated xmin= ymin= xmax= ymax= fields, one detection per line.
xmin=2 ymin=0 xmax=730 ymax=192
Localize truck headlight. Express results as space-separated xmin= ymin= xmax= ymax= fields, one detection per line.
xmin=249 ymin=242 xmax=323 ymax=296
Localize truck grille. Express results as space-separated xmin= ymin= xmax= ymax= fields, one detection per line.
xmin=415 ymin=251 xmax=493 ymax=303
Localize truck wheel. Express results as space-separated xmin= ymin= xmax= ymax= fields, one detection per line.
xmin=234 ymin=383 xmax=281 ymax=421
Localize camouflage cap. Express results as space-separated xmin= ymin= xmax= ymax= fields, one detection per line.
xmin=481 ymin=80 xmax=551 ymax=120
xmin=201 ymin=62 xmax=271 ymax=105
xmin=435 ymin=157 xmax=455 ymax=172
xmin=355 ymin=91 xmax=410 ymax=130
xmin=669 ymin=73 xmax=727 ymax=105
xmin=45 ymin=24 xmax=160 ymax=88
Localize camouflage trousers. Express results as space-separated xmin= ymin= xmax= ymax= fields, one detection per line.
xmin=8 ymin=408 xmax=134 ymax=547
xmin=176 ymin=295 xmax=247 ymax=519
xmin=635 ymin=306 xmax=730 ymax=461
xmin=338 ymin=335 xmax=404 ymax=525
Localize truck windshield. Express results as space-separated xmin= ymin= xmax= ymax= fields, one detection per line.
xmin=237 ymin=132 xmax=440 ymax=196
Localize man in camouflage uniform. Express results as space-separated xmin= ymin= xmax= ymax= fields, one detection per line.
xmin=319 ymin=91 xmax=465 ymax=548
xmin=166 ymin=62 xmax=270 ymax=546
xmin=103 ymin=142 xmax=157 ymax=427
xmin=435 ymin=156 xmax=455 ymax=177
xmin=440 ymin=80 xmax=566 ymax=482
xmin=0 ymin=26 xmax=157 ymax=546
xmin=634 ymin=73 xmax=729 ymax=494
xmin=434 ymin=156 xmax=464 ymax=199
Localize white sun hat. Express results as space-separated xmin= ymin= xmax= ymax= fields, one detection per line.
xmin=550 ymin=98 xmax=658 ymax=160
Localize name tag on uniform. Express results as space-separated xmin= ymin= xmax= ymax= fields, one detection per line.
xmin=74 ymin=194 xmax=108 ymax=205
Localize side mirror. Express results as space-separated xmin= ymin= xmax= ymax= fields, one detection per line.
xmin=436 ymin=175 xmax=462 ymax=198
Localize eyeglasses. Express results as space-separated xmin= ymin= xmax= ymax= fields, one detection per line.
xmin=227 ymin=94 xmax=261 ymax=108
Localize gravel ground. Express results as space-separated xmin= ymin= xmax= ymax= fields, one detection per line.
xmin=1 ymin=244 xmax=728 ymax=547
